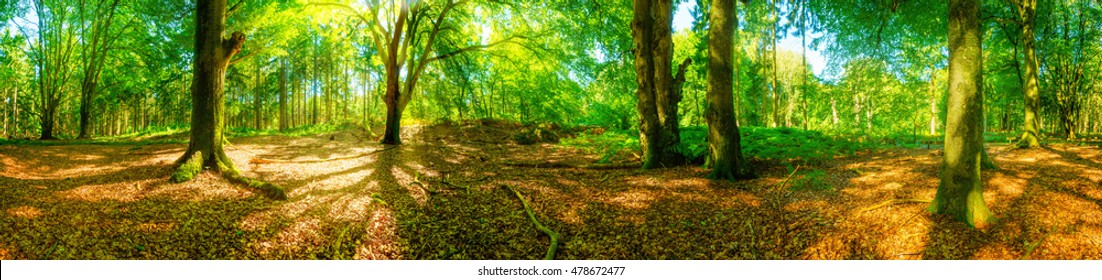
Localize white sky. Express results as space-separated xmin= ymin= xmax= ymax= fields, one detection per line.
xmin=672 ymin=2 xmax=827 ymax=78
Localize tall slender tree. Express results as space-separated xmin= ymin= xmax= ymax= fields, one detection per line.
xmin=1014 ymin=0 xmax=1042 ymax=148
xmin=929 ymin=0 xmax=995 ymax=228
xmin=706 ymin=0 xmax=755 ymax=180
xmin=76 ymin=0 xmax=122 ymax=139
xmin=25 ymin=0 xmax=78 ymax=140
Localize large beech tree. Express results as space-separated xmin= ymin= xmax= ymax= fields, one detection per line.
xmin=929 ymin=0 xmax=994 ymax=228
xmin=632 ymin=0 xmax=692 ymax=169
xmin=705 ymin=0 xmax=755 ymax=180
xmin=172 ymin=0 xmax=284 ymax=199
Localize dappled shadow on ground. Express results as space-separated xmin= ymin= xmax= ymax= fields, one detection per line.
xmin=1 ymin=124 xmax=1100 ymax=259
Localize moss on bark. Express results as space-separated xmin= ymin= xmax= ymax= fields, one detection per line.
xmin=171 ymin=151 xmax=204 ymax=183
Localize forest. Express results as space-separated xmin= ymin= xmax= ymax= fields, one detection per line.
xmin=0 ymin=0 xmax=1100 ymax=260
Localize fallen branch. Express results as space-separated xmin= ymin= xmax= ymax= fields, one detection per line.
xmin=860 ymin=199 xmax=931 ymax=213
xmin=504 ymin=184 xmax=559 ymax=260
xmin=776 ymin=165 xmax=801 ymax=190
xmin=1020 ymin=229 xmax=1054 ymax=260
xmin=499 ymin=160 xmax=640 ymax=170
xmin=250 ymin=146 xmax=397 ymax=164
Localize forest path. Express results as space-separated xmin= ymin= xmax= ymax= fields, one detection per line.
xmin=1 ymin=123 xmax=1100 ymax=259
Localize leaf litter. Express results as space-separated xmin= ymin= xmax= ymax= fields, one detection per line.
xmin=1 ymin=123 xmax=1100 ymax=259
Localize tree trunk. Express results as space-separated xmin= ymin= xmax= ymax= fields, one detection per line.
xmin=2 ymin=88 xmax=7 ymax=139
xmin=77 ymin=0 xmax=121 ymax=139
xmin=831 ymin=96 xmax=838 ymax=126
xmin=930 ymin=69 xmax=939 ymax=135
xmin=12 ymin=87 xmax=17 ymax=138
xmin=930 ymin=0 xmax=994 ymax=228
xmin=279 ymin=60 xmax=288 ymax=132
xmin=1017 ymin=0 xmax=1042 ymax=148
xmin=706 ymin=0 xmax=755 ymax=180
xmin=770 ymin=0 xmax=780 ymax=128
xmin=380 ymin=0 xmax=410 ymax=145
xmin=631 ymin=0 xmax=686 ymax=169
xmin=800 ymin=0 xmax=808 ymax=130
xmin=254 ymin=60 xmax=263 ymax=130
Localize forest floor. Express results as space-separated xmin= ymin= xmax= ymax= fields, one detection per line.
xmin=1 ymin=121 xmax=1101 ymax=259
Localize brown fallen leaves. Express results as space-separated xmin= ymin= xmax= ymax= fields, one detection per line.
xmin=1 ymin=125 xmax=1100 ymax=259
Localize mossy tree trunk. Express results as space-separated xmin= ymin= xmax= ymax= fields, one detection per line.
xmin=1016 ymin=0 xmax=1042 ymax=148
xmin=706 ymin=0 xmax=755 ymax=180
xmin=174 ymin=0 xmax=284 ymax=200
xmin=178 ymin=0 xmax=242 ymax=174
xmin=632 ymin=0 xmax=690 ymax=169
xmin=929 ymin=0 xmax=995 ymax=228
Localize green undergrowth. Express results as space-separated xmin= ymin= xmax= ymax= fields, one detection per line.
xmin=561 ymin=126 xmax=888 ymax=165
xmin=0 ymin=123 xmax=363 ymax=146
xmin=227 ymin=122 xmax=360 ymax=137
xmin=559 ymin=128 xmax=640 ymax=163
xmin=787 ymin=167 xmax=834 ymax=193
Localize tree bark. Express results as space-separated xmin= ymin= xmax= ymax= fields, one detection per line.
xmin=1017 ymin=0 xmax=1042 ymax=148
xmin=631 ymin=0 xmax=687 ymax=169
xmin=706 ymin=0 xmax=755 ymax=180
xmin=930 ymin=0 xmax=995 ymax=228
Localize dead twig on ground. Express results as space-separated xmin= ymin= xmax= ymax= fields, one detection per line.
xmin=1020 ymin=228 xmax=1054 ymax=260
xmin=776 ymin=165 xmax=801 ymax=190
xmin=504 ymin=184 xmax=559 ymax=260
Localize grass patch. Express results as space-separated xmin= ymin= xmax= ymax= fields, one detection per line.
xmin=559 ymin=128 xmax=640 ymax=163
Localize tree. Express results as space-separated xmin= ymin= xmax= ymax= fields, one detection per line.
xmin=313 ymin=1 xmax=520 ymax=145
xmin=706 ymin=0 xmax=755 ymax=180
xmin=279 ymin=59 xmax=288 ymax=132
xmin=1013 ymin=0 xmax=1042 ymax=148
xmin=76 ymin=0 xmax=123 ymax=139
xmin=172 ymin=0 xmax=284 ymax=199
xmin=631 ymin=0 xmax=692 ymax=169
xmin=25 ymin=0 xmax=78 ymax=140
xmin=929 ymin=0 xmax=994 ymax=228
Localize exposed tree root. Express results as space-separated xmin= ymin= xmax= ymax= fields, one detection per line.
xmin=860 ymin=198 xmax=931 ymax=213
xmin=171 ymin=151 xmax=287 ymax=200
xmin=171 ymin=151 xmax=205 ymax=183
xmin=504 ymin=184 xmax=559 ymax=260
xmin=499 ymin=160 xmax=641 ymax=170
xmin=250 ymin=146 xmax=397 ymax=164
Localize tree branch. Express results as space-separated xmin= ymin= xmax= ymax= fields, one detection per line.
xmin=229 ymin=48 xmax=264 ymax=65
xmin=426 ymin=35 xmax=528 ymax=64
xmin=223 ymin=31 xmax=247 ymax=64
xmin=226 ymin=0 xmax=246 ymax=20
